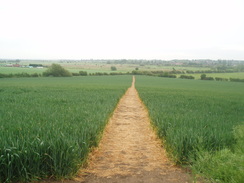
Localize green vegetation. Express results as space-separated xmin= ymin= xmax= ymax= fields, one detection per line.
xmin=192 ymin=125 xmax=244 ymax=183
xmin=132 ymin=70 xmax=177 ymax=78
xmin=0 ymin=76 xmax=131 ymax=182
xmin=1 ymin=60 xmax=244 ymax=182
xmin=230 ymin=78 xmax=244 ymax=82
xmin=177 ymin=72 xmax=244 ymax=80
xmin=110 ymin=66 xmax=117 ymax=71
xmin=200 ymin=73 xmax=214 ymax=80
xmin=0 ymin=72 xmax=40 ymax=78
xmin=179 ymin=75 xmax=195 ymax=79
xmin=79 ymin=71 xmax=88 ymax=76
xmin=135 ymin=76 xmax=244 ymax=182
xmin=0 ymin=67 xmax=46 ymax=74
xmin=43 ymin=64 xmax=72 ymax=77
xmin=1 ymin=60 xmax=244 ymax=82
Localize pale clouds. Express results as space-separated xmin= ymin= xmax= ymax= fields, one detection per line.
xmin=0 ymin=0 xmax=244 ymax=60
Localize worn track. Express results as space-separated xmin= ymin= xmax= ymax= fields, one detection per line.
xmin=71 ymin=76 xmax=192 ymax=183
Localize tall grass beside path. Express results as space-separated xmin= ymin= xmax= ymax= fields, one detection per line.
xmin=135 ymin=76 xmax=244 ymax=182
xmin=0 ymin=76 xmax=131 ymax=182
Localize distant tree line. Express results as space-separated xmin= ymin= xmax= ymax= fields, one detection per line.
xmin=89 ymin=72 xmax=128 ymax=76
xmin=131 ymin=70 xmax=177 ymax=78
xmin=1 ymin=64 xmax=244 ymax=83
xmin=200 ymin=74 xmax=214 ymax=80
xmin=215 ymin=77 xmax=229 ymax=81
xmin=229 ymin=78 xmax=244 ymax=82
xmin=0 ymin=73 xmax=40 ymax=78
xmin=185 ymin=69 xmax=244 ymax=74
xmin=29 ymin=64 xmax=44 ymax=67
xmin=200 ymin=74 xmax=244 ymax=82
xmin=71 ymin=71 xmax=88 ymax=76
xmin=179 ymin=75 xmax=195 ymax=79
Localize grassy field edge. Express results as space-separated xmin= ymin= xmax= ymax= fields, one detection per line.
xmin=135 ymin=76 xmax=244 ymax=183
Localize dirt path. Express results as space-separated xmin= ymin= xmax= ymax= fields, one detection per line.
xmin=75 ymin=76 xmax=192 ymax=183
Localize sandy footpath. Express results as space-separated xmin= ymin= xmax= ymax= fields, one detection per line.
xmin=68 ymin=76 xmax=193 ymax=183
xmin=41 ymin=76 xmax=194 ymax=183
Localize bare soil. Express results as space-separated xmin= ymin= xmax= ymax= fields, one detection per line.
xmin=45 ymin=76 xmax=194 ymax=183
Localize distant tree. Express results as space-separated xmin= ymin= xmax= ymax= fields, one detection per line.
xmin=135 ymin=67 xmax=139 ymax=70
xmin=201 ymin=74 xmax=206 ymax=80
xmin=29 ymin=64 xmax=43 ymax=67
xmin=230 ymin=78 xmax=244 ymax=82
xmin=79 ymin=71 xmax=88 ymax=76
xmin=31 ymin=73 xmax=39 ymax=77
xmin=111 ymin=66 xmax=117 ymax=71
xmin=72 ymin=73 xmax=80 ymax=76
xmin=201 ymin=74 xmax=214 ymax=81
xmin=43 ymin=64 xmax=72 ymax=77
xmin=179 ymin=75 xmax=195 ymax=79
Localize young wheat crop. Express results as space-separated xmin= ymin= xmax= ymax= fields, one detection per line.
xmin=0 ymin=76 xmax=131 ymax=182
xmin=136 ymin=76 xmax=244 ymax=162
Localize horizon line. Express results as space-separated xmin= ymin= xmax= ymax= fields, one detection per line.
xmin=1 ymin=58 xmax=244 ymax=62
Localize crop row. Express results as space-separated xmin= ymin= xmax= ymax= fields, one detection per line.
xmin=0 ymin=76 xmax=131 ymax=182
xmin=136 ymin=76 xmax=244 ymax=160
xmin=136 ymin=76 xmax=244 ymax=182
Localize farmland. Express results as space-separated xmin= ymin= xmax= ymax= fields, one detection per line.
xmin=0 ymin=76 xmax=131 ymax=182
xmin=0 ymin=67 xmax=46 ymax=74
xmin=1 ymin=60 xmax=244 ymax=82
xmin=136 ymin=76 xmax=244 ymax=182
xmin=1 ymin=71 xmax=244 ymax=182
xmin=177 ymin=72 xmax=244 ymax=80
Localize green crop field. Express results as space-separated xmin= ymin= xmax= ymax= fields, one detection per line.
xmin=177 ymin=72 xmax=244 ymax=80
xmin=0 ymin=76 xmax=131 ymax=182
xmin=136 ymin=76 xmax=244 ymax=182
xmin=0 ymin=66 xmax=47 ymax=74
xmin=1 ymin=74 xmax=244 ymax=183
xmin=0 ymin=61 xmax=219 ymax=76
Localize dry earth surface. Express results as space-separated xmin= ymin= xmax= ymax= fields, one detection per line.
xmin=43 ymin=76 xmax=195 ymax=183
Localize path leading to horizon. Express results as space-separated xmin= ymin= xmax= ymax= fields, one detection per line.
xmin=76 ymin=76 xmax=192 ymax=183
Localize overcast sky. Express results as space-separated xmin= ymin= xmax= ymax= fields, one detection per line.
xmin=0 ymin=0 xmax=244 ymax=60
